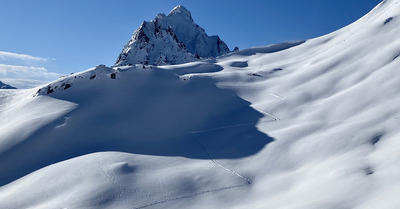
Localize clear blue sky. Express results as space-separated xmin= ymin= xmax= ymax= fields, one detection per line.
xmin=0 ymin=0 xmax=383 ymax=87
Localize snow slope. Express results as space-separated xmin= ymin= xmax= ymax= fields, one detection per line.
xmin=1 ymin=0 xmax=400 ymax=208
xmin=115 ymin=5 xmax=230 ymax=66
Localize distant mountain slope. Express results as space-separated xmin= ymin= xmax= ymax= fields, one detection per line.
xmin=115 ymin=5 xmax=231 ymax=66
xmin=0 ymin=81 xmax=16 ymax=89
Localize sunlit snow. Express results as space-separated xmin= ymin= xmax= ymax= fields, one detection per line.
xmin=1 ymin=1 xmax=400 ymax=208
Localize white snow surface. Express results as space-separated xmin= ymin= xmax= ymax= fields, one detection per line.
xmin=115 ymin=5 xmax=230 ymax=66
xmin=1 ymin=1 xmax=400 ymax=208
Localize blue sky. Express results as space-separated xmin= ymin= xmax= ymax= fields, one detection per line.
xmin=0 ymin=0 xmax=382 ymax=88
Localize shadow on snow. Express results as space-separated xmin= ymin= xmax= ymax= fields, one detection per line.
xmin=0 ymin=68 xmax=274 ymax=186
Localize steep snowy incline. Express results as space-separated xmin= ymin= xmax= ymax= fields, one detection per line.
xmin=115 ymin=5 xmax=230 ymax=66
xmin=1 ymin=0 xmax=400 ymax=209
xmin=165 ymin=0 xmax=400 ymax=208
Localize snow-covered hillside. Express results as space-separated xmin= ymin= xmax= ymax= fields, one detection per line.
xmin=115 ymin=5 xmax=230 ymax=66
xmin=1 ymin=1 xmax=400 ymax=208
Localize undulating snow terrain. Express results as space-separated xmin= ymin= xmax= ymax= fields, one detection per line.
xmin=1 ymin=1 xmax=400 ymax=208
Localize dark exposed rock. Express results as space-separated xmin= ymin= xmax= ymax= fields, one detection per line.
xmin=64 ymin=84 xmax=72 ymax=90
xmin=47 ymin=86 xmax=54 ymax=94
xmin=370 ymin=134 xmax=383 ymax=146
xmin=364 ymin=167 xmax=374 ymax=175
xmin=248 ymin=73 xmax=262 ymax=77
xmin=384 ymin=17 xmax=393 ymax=25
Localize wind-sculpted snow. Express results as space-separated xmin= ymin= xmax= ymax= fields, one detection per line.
xmin=1 ymin=0 xmax=400 ymax=208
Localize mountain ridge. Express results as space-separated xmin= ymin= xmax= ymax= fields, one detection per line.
xmin=0 ymin=81 xmax=16 ymax=89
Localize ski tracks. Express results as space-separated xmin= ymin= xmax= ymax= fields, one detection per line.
xmin=133 ymin=119 xmax=282 ymax=209
xmin=192 ymin=134 xmax=252 ymax=185
xmin=266 ymin=91 xmax=285 ymax=101
xmin=133 ymin=184 xmax=246 ymax=209
xmin=131 ymin=125 xmax=258 ymax=209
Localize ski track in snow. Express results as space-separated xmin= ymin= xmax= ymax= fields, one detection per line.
xmin=217 ymin=84 xmax=285 ymax=101
xmin=131 ymin=121 xmax=266 ymax=209
xmin=132 ymin=184 xmax=245 ymax=209
xmin=266 ymin=91 xmax=285 ymax=101
xmin=190 ymin=123 xmax=255 ymax=134
xmin=192 ymin=134 xmax=252 ymax=185
xmin=131 ymin=131 xmax=253 ymax=209
xmin=191 ymin=118 xmax=277 ymax=134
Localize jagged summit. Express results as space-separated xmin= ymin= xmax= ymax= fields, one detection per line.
xmin=115 ymin=5 xmax=231 ymax=66
xmin=169 ymin=5 xmax=193 ymax=21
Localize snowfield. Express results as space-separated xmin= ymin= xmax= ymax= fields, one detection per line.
xmin=1 ymin=0 xmax=400 ymax=208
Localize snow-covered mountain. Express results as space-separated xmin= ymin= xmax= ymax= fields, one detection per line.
xmin=0 ymin=81 xmax=16 ymax=89
xmin=2 ymin=1 xmax=400 ymax=208
xmin=115 ymin=5 xmax=231 ymax=66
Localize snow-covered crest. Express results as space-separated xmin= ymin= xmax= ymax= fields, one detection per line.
xmin=169 ymin=5 xmax=194 ymax=21
xmin=115 ymin=5 xmax=231 ymax=66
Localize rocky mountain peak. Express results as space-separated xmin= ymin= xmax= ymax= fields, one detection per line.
xmin=168 ymin=5 xmax=193 ymax=21
xmin=115 ymin=5 xmax=231 ymax=66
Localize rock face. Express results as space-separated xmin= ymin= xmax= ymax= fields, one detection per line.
xmin=0 ymin=81 xmax=16 ymax=89
xmin=115 ymin=5 xmax=231 ymax=66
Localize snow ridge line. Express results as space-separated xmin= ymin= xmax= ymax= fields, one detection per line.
xmin=258 ymin=110 xmax=280 ymax=121
xmin=191 ymin=119 xmax=276 ymax=134
xmin=191 ymin=122 xmax=256 ymax=134
xmin=192 ymin=134 xmax=252 ymax=185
